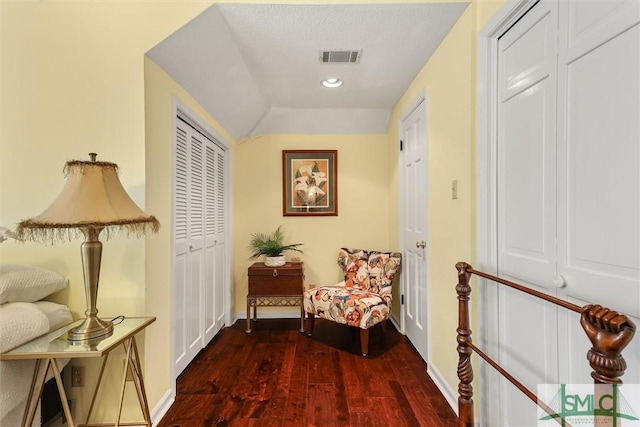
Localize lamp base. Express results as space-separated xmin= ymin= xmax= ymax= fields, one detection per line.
xmin=67 ymin=315 xmax=114 ymax=343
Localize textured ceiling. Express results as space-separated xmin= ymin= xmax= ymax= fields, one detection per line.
xmin=147 ymin=3 xmax=469 ymax=140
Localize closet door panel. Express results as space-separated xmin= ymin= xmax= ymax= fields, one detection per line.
xmin=498 ymin=283 xmax=559 ymax=424
xmin=174 ymin=115 xmax=228 ymax=369
xmin=186 ymin=132 xmax=205 ymax=361
xmin=173 ymin=253 xmax=188 ymax=375
xmin=173 ymin=121 xmax=191 ymax=375
xmin=174 ymin=126 xmax=189 ymax=256
xmin=557 ymin=0 xmax=640 ymax=318
xmin=563 ymin=0 xmax=638 ymax=55
xmin=203 ymin=143 xmax=217 ymax=343
xmin=214 ymin=243 xmax=226 ymax=331
xmin=495 ymin=2 xmax=560 ymax=425
xmin=214 ymin=148 xmax=226 ymax=330
xmin=497 ymin=0 xmax=558 ymax=287
xmin=214 ymin=149 xmax=226 ymax=246
xmin=187 ymin=249 xmax=203 ymax=353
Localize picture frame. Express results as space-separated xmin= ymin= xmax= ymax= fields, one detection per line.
xmin=282 ymin=150 xmax=338 ymax=216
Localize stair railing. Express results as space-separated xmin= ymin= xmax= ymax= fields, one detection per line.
xmin=455 ymin=262 xmax=636 ymax=427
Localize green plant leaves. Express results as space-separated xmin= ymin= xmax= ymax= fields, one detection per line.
xmin=248 ymin=225 xmax=304 ymax=259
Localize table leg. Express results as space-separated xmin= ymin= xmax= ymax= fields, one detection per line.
xmin=93 ymin=338 xmax=150 ymax=427
xmin=115 ymin=339 xmax=135 ymax=427
xmin=50 ymin=359 xmax=74 ymax=427
xmin=245 ymin=298 xmax=252 ymax=333
xmin=23 ymin=359 xmax=75 ymax=427
xmin=130 ymin=336 xmax=152 ymax=426
xmin=22 ymin=359 xmax=47 ymax=427
xmin=299 ymin=299 xmax=305 ymax=333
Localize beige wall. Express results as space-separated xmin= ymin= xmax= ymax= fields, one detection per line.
xmin=1 ymin=0 xmax=207 ymax=312
xmin=0 ymin=0 xmax=211 ymax=421
xmin=233 ymin=134 xmax=393 ymax=312
xmin=1 ymin=0 xmax=508 ymax=421
xmin=478 ymin=0 xmax=507 ymax=29
xmin=144 ymin=56 xmax=237 ymax=412
xmin=389 ymin=4 xmax=476 ymax=390
xmin=386 ymin=0 xmax=506 ymax=393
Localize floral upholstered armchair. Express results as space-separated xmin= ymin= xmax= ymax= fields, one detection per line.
xmin=303 ymin=248 xmax=401 ymax=356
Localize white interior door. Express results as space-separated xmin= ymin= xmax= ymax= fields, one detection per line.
xmin=400 ymin=97 xmax=429 ymax=362
xmin=496 ymin=3 xmax=560 ymax=424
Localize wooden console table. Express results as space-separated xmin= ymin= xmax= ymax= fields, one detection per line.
xmin=0 ymin=316 xmax=155 ymax=427
xmin=246 ymin=262 xmax=305 ymax=333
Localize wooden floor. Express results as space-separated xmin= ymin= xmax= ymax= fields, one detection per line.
xmin=158 ymin=318 xmax=458 ymax=427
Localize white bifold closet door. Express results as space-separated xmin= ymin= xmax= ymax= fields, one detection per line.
xmin=174 ymin=116 xmax=227 ymax=376
xmin=494 ymin=0 xmax=640 ymax=425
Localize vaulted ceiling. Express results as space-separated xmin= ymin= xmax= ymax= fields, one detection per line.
xmin=147 ymin=3 xmax=469 ymax=140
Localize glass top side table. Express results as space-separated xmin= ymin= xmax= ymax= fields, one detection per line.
xmin=1 ymin=316 xmax=156 ymax=427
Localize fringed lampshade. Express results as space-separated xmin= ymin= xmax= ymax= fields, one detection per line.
xmin=17 ymin=153 xmax=159 ymax=342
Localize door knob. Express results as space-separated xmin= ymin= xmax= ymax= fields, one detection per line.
xmin=553 ymin=275 xmax=566 ymax=288
xmin=415 ymin=240 xmax=426 ymax=249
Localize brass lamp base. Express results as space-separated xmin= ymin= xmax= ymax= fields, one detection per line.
xmin=67 ymin=228 xmax=114 ymax=343
xmin=67 ymin=315 xmax=114 ymax=343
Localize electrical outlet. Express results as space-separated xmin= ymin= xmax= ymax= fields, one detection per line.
xmin=71 ymin=366 xmax=84 ymax=387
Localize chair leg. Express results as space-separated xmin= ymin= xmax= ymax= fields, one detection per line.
xmin=380 ymin=319 xmax=387 ymax=333
xmin=306 ymin=312 xmax=315 ymax=337
xmin=360 ymin=328 xmax=369 ymax=356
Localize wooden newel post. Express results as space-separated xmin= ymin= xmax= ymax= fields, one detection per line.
xmin=456 ymin=262 xmax=474 ymax=427
xmin=580 ymin=304 xmax=636 ymax=427
xmin=579 ymin=304 xmax=636 ymax=384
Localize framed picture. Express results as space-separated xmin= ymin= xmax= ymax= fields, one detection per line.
xmin=282 ymin=150 xmax=338 ymax=216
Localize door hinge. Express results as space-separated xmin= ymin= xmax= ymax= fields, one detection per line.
xmin=400 ymin=140 xmax=403 ymax=151
xmin=401 ymin=294 xmax=405 ymax=305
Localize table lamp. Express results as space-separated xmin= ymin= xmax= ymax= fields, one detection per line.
xmin=16 ymin=153 xmax=160 ymax=342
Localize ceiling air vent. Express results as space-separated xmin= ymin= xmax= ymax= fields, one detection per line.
xmin=320 ymin=50 xmax=361 ymax=64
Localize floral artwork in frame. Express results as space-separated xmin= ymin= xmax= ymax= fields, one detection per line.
xmin=282 ymin=150 xmax=338 ymax=216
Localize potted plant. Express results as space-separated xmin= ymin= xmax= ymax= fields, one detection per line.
xmin=248 ymin=225 xmax=303 ymax=267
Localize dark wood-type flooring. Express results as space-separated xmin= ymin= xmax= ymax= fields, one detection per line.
xmin=158 ymin=318 xmax=458 ymax=427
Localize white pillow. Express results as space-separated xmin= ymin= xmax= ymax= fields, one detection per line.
xmin=33 ymin=301 xmax=73 ymax=331
xmin=0 ymin=264 xmax=68 ymax=304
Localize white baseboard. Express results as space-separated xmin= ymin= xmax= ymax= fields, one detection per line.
xmin=426 ymin=361 xmax=459 ymax=415
xmin=389 ymin=313 xmax=458 ymax=417
xmin=151 ymin=389 xmax=175 ymax=426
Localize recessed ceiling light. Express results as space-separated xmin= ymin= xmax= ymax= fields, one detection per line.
xmin=321 ymin=78 xmax=343 ymax=88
